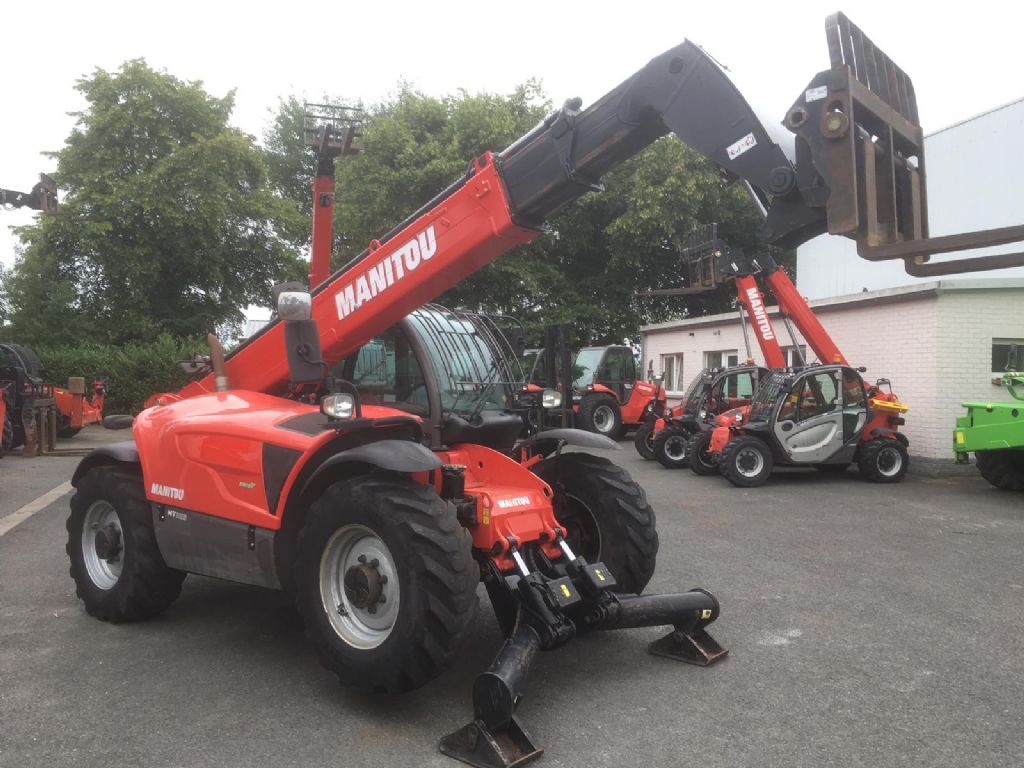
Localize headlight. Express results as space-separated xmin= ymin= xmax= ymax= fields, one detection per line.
xmin=321 ymin=393 xmax=355 ymax=420
xmin=541 ymin=389 xmax=563 ymax=409
xmin=734 ymin=411 xmax=744 ymax=423
xmin=698 ymin=409 xmax=707 ymax=420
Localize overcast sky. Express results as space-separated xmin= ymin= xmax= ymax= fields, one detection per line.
xmin=3 ymin=1 xmax=1022 ymax=272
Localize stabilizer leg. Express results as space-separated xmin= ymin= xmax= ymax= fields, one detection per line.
xmin=440 ymin=619 xmax=544 ymax=768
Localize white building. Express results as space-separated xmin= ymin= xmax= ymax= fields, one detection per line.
xmin=640 ymin=99 xmax=1024 ymax=462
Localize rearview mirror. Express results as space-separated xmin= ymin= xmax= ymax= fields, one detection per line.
xmin=278 ymin=291 xmax=312 ymax=322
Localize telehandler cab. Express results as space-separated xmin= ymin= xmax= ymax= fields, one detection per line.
xmin=66 ymin=13 xmax=1023 ymax=766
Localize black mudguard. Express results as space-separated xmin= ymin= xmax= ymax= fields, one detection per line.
xmin=71 ymin=441 xmax=139 ymax=486
xmin=520 ymin=428 xmax=621 ymax=457
xmin=301 ymin=439 xmax=442 ymax=495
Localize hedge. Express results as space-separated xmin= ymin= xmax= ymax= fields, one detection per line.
xmin=35 ymin=335 xmax=206 ymax=415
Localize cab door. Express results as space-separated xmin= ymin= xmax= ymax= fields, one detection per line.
xmin=772 ymin=369 xmax=845 ymax=463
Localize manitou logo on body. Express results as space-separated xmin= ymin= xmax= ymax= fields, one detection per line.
xmin=496 ymin=496 xmax=531 ymax=509
xmin=151 ymin=483 xmax=185 ymax=501
xmin=745 ymin=287 xmax=775 ymax=341
xmin=336 ymin=226 xmax=438 ymax=319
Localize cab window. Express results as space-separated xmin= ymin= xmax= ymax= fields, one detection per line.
xmin=347 ymin=327 xmax=428 ymax=416
xmin=779 ymin=371 xmax=840 ymax=422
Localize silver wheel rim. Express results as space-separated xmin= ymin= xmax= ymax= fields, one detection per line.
xmin=593 ymin=404 xmax=616 ymax=433
xmin=664 ymin=435 xmax=688 ymax=462
xmin=876 ymin=445 xmax=903 ymax=477
xmin=320 ymin=524 xmax=400 ymax=649
xmin=736 ymin=447 xmax=765 ymax=478
xmin=81 ymin=500 xmax=124 ymax=590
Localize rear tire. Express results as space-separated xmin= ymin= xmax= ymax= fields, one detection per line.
xmin=577 ymin=393 xmax=623 ymax=439
xmin=294 ymin=474 xmax=479 ymax=694
xmin=857 ymin=439 xmax=909 ymax=483
xmin=1 ymin=394 xmax=12 ymax=458
xmin=532 ymin=453 xmax=658 ymax=594
xmin=687 ymin=430 xmax=719 ymax=476
xmin=720 ymin=436 xmax=774 ymax=487
xmin=633 ymin=421 xmax=656 ymax=460
xmin=58 ymin=415 xmax=82 ymax=439
xmin=653 ymin=427 xmax=690 ymax=469
xmin=66 ymin=467 xmax=185 ymax=622
xmin=975 ymin=450 xmax=1024 ymax=491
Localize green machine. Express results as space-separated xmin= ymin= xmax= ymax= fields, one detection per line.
xmin=954 ymin=347 xmax=1024 ymax=491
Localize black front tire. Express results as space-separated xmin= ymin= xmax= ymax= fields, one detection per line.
xmin=633 ymin=421 xmax=656 ymax=460
xmin=687 ymin=430 xmax=719 ymax=476
xmin=294 ymin=474 xmax=479 ymax=694
xmin=653 ymin=427 xmax=691 ymax=469
xmin=532 ymin=453 xmax=658 ymax=594
xmin=974 ymin=450 xmax=1024 ymax=491
xmin=857 ymin=439 xmax=909 ymax=483
xmin=66 ymin=467 xmax=185 ymax=622
xmin=720 ymin=436 xmax=774 ymax=487
xmin=577 ymin=393 xmax=623 ymax=439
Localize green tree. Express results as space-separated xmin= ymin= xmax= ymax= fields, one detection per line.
xmin=264 ymin=83 xmax=788 ymax=348
xmin=7 ymin=59 xmax=306 ymax=345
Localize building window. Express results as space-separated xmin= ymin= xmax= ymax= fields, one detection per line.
xmin=992 ymin=339 xmax=1024 ymax=374
xmin=782 ymin=345 xmax=808 ymax=367
xmin=703 ymin=350 xmax=738 ymax=369
xmin=660 ymin=353 xmax=684 ymax=391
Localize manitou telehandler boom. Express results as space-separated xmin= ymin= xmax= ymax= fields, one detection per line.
xmin=69 ymin=14 xmax=1022 ymax=767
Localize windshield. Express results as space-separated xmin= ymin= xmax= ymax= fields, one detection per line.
xmin=681 ymin=368 xmax=712 ymax=413
xmin=748 ymin=371 xmax=789 ymax=423
xmin=407 ymin=309 xmax=516 ymax=415
xmin=573 ymin=348 xmax=604 ymax=389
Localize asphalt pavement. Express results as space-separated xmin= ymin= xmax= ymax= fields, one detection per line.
xmin=1 ymin=427 xmax=1022 ymax=767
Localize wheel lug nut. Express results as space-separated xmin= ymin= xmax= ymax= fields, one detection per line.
xmin=379 ymin=575 xmax=388 ymax=585
xmin=379 ymin=595 xmax=386 ymax=604
xmin=337 ymin=603 xmax=347 ymax=616
xmin=370 ymin=558 xmax=379 ymax=569
xmin=357 ymin=554 xmax=367 ymax=564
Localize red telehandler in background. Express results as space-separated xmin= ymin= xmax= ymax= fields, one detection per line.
xmin=66 ymin=14 xmax=1024 ymax=766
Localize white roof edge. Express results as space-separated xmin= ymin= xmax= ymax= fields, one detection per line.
xmin=640 ymin=278 xmax=1024 ymax=333
xmin=926 ymin=95 xmax=1024 ymax=138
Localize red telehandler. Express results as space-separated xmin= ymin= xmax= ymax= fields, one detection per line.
xmin=66 ymin=14 xmax=1024 ymax=766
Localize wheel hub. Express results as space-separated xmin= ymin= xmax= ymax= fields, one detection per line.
xmin=665 ymin=436 xmax=687 ymax=460
xmin=737 ymin=448 xmax=763 ymax=476
xmin=344 ymin=556 xmax=387 ymax=612
xmin=593 ymin=405 xmax=615 ymax=432
xmin=93 ymin=523 xmax=122 ymax=562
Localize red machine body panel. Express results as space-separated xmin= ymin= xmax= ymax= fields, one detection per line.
xmin=134 ymin=393 xmax=417 ymax=528
xmin=433 ymin=443 xmax=561 ymax=571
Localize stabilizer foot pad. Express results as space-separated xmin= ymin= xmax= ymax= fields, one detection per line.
xmin=440 ymin=716 xmax=543 ymax=768
xmin=648 ymin=627 xmax=728 ymax=666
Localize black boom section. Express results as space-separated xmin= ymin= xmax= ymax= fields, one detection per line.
xmin=497 ymin=41 xmax=819 ymax=246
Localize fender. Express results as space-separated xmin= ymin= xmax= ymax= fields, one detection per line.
xmin=299 ymin=439 xmax=442 ymax=498
xmin=71 ymin=441 xmax=139 ymax=486
xmin=869 ymin=428 xmax=909 ymax=447
xmin=520 ymin=428 xmax=621 ymax=457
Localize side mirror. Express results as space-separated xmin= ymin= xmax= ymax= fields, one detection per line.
xmin=277 ymin=291 xmax=313 ymax=322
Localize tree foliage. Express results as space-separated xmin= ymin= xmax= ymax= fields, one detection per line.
xmin=5 ymin=60 xmax=306 ymax=346
xmin=264 ymin=83 xmax=787 ymax=348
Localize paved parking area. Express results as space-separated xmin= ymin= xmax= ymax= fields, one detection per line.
xmin=2 ymin=430 xmax=1022 ymax=767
